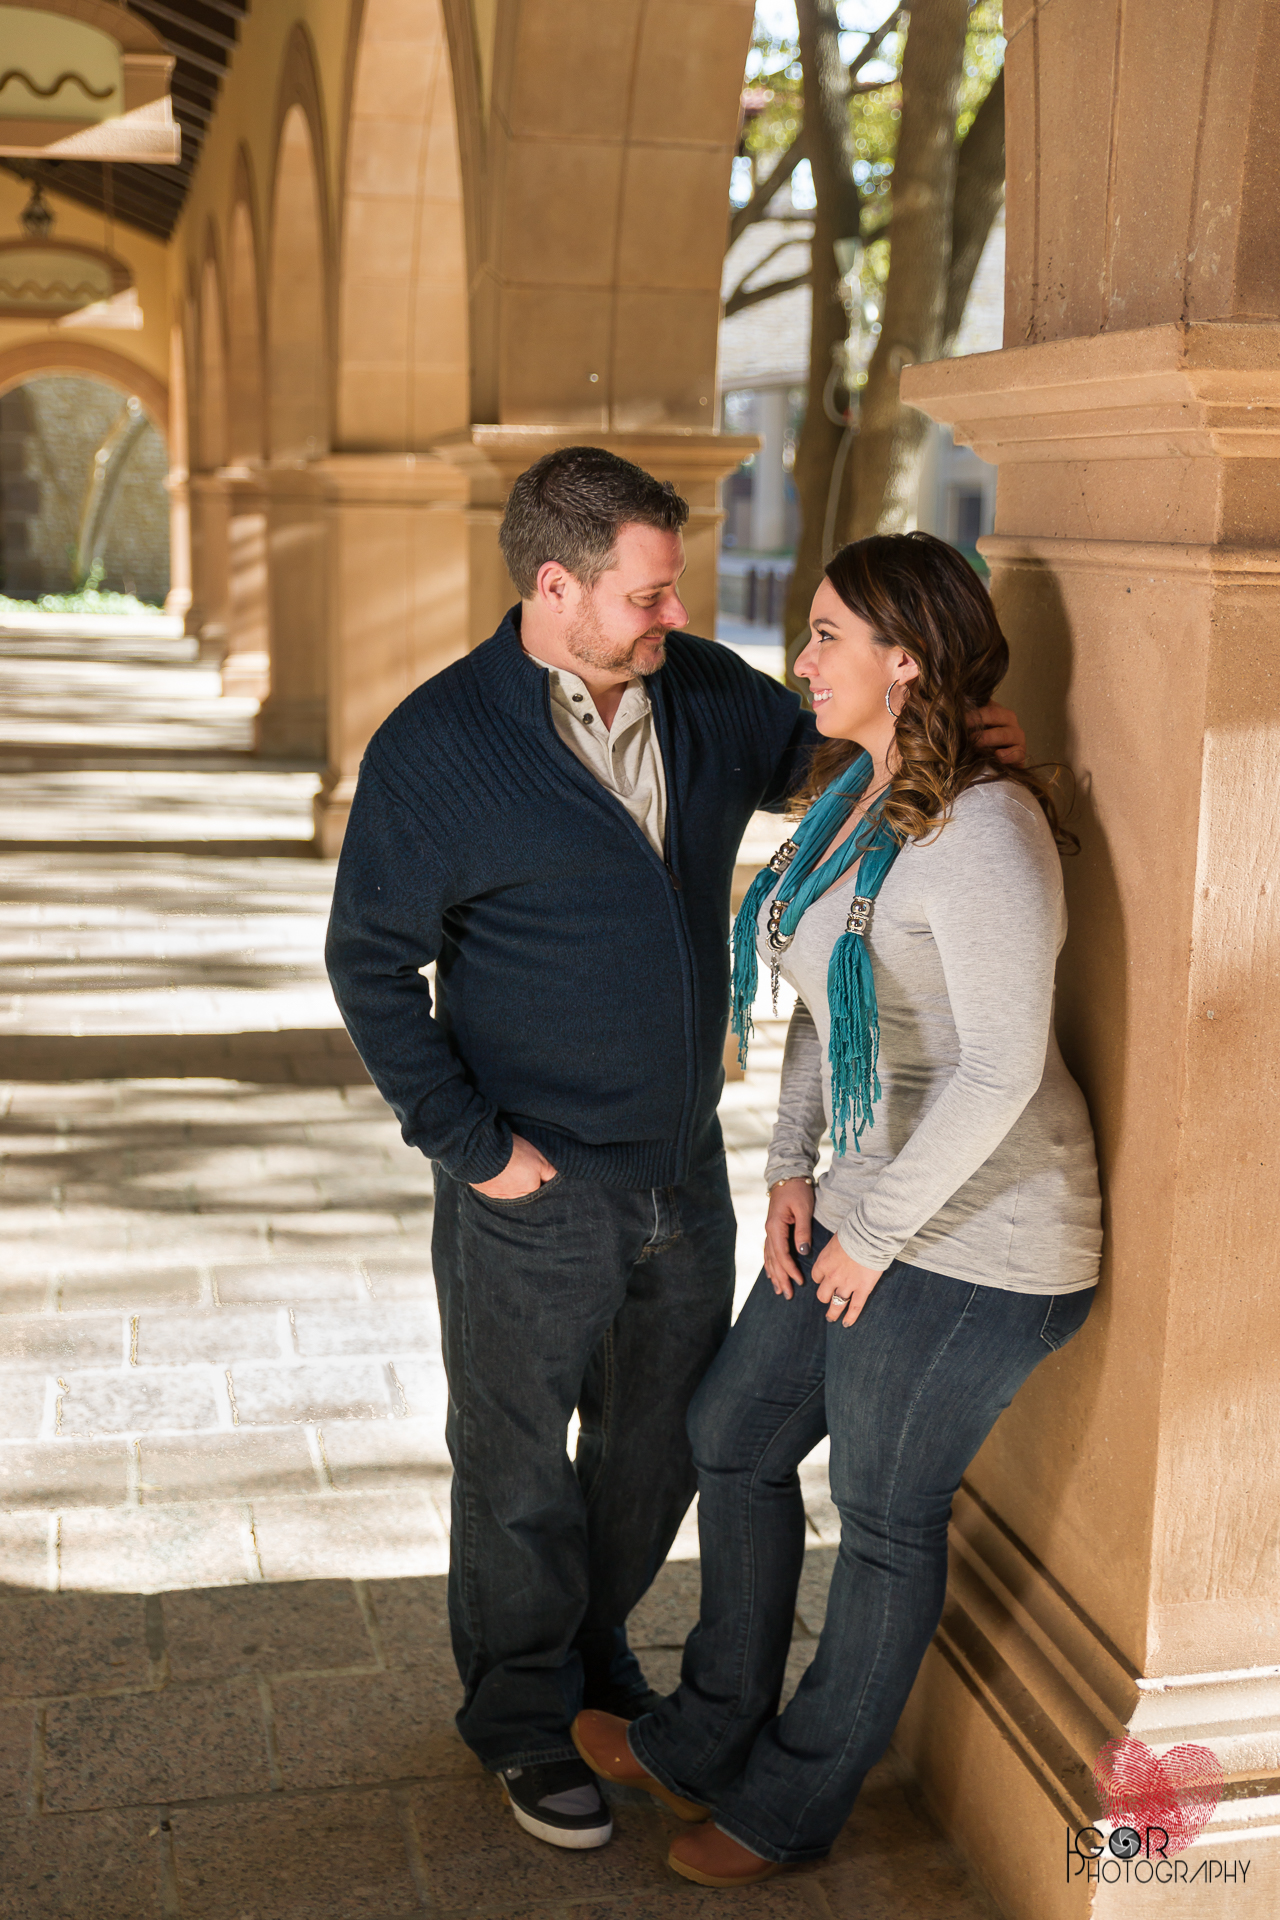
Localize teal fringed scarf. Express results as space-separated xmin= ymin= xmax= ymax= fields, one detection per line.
xmin=730 ymin=751 xmax=902 ymax=1154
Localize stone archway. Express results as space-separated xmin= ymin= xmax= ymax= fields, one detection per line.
xmin=333 ymin=0 xmax=755 ymax=442
xmin=227 ymin=181 xmax=265 ymax=468
xmin=313 ymin=0 xmax=758 ymax=851
xmin=221 ymin=166 xmax=271 ymax=699
xmin=190 ymin=237 xmax=230 ymax=650
xmin=473 ymin=0 xmax=753 ymax=433
xmin=197 ymin=244 xmax=228 ymax=475
xmin=268 ymin=103 xmax=329 ymax=464
xmin=335 ymin=0 xmax=469 ymax=451
xmin=0 ymin=343 xmax=168 ymax=438
xmin=258 ymin=37 xmax=331 ymax=758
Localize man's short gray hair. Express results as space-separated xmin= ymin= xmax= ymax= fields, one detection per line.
xmin=498 ymin=446 xmax=690 ymax=598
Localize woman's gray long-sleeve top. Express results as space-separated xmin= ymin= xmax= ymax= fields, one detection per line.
xmin=762 ymin=779 xmax=1102 ymax=1295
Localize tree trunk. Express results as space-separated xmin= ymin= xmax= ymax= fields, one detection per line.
xmin=780 ymin=0 xmax=862 ymax=669
xmin=845 ymin=0 xmax=971 ymax=539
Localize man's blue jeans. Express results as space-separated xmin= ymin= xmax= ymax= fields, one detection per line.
xmin=630 ymin=1223 xmax=1095 ymax=1863
xmin=431 ymin=1154 xmax=737 ymax=1771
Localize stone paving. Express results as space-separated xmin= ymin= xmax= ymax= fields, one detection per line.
xmin=0 ymin=621 xmax=997 ymax=1919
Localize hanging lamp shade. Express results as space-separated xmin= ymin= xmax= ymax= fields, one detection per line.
xmin=0 ymin=0 xmax=179 ymax=162
xmin=0 ymin=180 xmax=140 ymax=326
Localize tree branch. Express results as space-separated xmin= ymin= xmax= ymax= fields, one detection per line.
xmin=730 ymin=131 xmax=810 ymax=247
xmin=729 ymin=232 xmax=812 ymax=295
xmin=724 ymin=270 xmax=814 ymax=319
xmin=728 ymin=7 xmax=902 ymax=246
xmin=848 ymin=5 xmax=903 ymax=81
xmin=942 ymin=68 xmax=1005 ymax=347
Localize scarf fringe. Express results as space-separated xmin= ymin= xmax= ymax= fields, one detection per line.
xmin=827 ymin=929 xmax=882 ymax=1155
xmin=729 ymin=865 xmax=778 ymax=1067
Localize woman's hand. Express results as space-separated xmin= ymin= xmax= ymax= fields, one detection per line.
xmin=812 ymin=1237 xmax=884 ymax=1328
xmin=763 ymin=1178 xmax=814 ymax=1300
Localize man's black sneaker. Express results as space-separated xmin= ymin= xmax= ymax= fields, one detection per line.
xmin=500 ymin=1757 xmax=613 ymax=1849
xmin=586 ymin=1684 xmax=667 ymax=1722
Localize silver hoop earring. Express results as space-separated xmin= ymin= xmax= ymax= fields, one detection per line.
xmin=885 ymin=682 xmax=904 ymax=719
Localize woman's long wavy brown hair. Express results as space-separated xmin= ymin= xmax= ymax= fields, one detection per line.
xmin=792 ymin=531 xmax=1077 ymax=853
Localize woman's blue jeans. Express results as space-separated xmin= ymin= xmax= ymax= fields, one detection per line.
xmin=629 ymin=1223 xmax=1095 ymax=1864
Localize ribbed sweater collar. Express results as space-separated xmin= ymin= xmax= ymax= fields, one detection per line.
xmin=483 ymin=605 xmax=558 ymax=726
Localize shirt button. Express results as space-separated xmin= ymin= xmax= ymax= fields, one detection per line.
xmin=572 ymin=693 xmax=583 ymax=702
xmin=582 ymin=714 xmax=594 ymax=725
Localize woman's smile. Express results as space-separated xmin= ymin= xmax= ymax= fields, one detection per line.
xmin=793 ymin=579 xmax=916 ymax=755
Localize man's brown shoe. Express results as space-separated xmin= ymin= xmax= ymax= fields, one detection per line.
xmin=571 ymin=1710 xmax=709 ymax=1823
xmin=668 ymin=1823 xmax=783 ymax=1887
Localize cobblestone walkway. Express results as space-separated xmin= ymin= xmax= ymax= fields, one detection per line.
xmin=0 ymin=622 xmax=995 ymax=1919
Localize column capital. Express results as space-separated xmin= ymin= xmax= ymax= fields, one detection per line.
xmin=902 ymin=320 xmax=1280 ymax=468
xmin=904 ymin=321 xmax=1280 ymax=545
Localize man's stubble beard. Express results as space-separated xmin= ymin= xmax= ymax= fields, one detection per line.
xmin=564 ymin=594 xmax=669 ymax=678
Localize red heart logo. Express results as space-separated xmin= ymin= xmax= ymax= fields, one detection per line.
xmin=1092 ymin=1737 xmax=1223 ymax=1855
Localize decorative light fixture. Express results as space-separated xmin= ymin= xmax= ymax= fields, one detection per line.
xmin=0 ymin=176 xmax=140 ymax=327
xmin=0 ymin=0 xmax=179 ymax=163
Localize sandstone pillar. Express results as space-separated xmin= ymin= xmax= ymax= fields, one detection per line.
xmin=163 ymin=319 xmax=192 ymax=625
xmin=253 ymin=466 xmax=329 ymax=761
xmin=188 ymin=472 xmax=230 ymax=665
xmin=895 ymin=4 xmax=1280 ymax=1914
xmin=219 ymin=469 xmax=271 ymax=703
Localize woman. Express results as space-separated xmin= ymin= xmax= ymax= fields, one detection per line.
xmin=572 ymin=532 xmax=1103 ymax=1886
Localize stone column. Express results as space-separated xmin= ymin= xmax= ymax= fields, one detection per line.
xmin=163 ymin=320 xmax=193 ymax=626
xmin=893 ymin=5 xmax=1280 ymax=1913
xmin=220 ymin=468 xmax=271 ymax=703
xmin=312 ymin=428 xmax=756 ymax=855
xmin=312 ymin=453 xmax=472 ymax=857
xmin=188 ymin=472 xmax=230 ymax=666
xmin=253 ymin=465 xmax=329 ymax=761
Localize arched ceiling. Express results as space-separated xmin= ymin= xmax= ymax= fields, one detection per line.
xmin=1 ymin=0 xmax=251 ymax=239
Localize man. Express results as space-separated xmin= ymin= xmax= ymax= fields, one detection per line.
xmin=326 ymin=447 xmax=1023 ymax=1851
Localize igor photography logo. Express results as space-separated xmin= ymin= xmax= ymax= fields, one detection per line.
xmin=1067 ymin=1738 xmax=1251 ymax=1888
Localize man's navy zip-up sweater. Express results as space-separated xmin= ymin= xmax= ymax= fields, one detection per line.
xmin=325 ymin=608 xmax=816 ymax=1189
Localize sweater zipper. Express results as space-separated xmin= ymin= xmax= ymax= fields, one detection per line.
xmin=652 ymin=691 xmax=698 ymax=1170
xmin=540 ymin=663 xmax=697 ymax=1169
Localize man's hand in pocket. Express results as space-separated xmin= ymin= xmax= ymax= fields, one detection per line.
xmin=470 ymin=1135 xmax=558 ymax=1200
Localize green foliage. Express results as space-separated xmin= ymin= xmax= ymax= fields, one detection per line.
xmin=739 ymin=1 xmax=1004 ymax=349
xmin=956 ymin=0 xmax=1006 ymax=138
xmin=0 ymin=585 xmax=166 ymax=616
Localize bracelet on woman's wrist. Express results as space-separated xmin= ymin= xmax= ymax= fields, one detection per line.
xmin=768 ymin=1174 xmax=815 ymax=1194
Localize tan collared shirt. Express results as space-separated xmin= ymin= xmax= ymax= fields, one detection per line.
xmin=528 ymin=654 xmax=668 ymax=857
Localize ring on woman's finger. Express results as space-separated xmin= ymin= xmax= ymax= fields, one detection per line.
xmin=832 ymin=1294 xmax=850 ymax=1308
